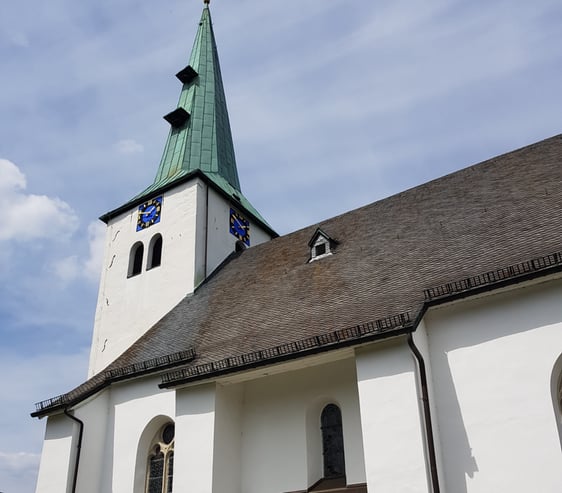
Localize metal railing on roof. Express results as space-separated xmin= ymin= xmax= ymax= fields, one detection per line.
xmin=105 ymin=349 xmax=196 ymax=380
xmin=34 ymin=349 xmax=196 ymax=413
xmin=424 ymin=251 xmax=562 ymax=301
xmin=161 ymin=312 xmax=412 ymax=386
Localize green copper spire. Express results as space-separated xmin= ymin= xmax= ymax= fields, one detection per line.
xmin=122 ymin=5 xmax=273 ymax=229
xmin=148 ymin=6 xmax=240 ymax=193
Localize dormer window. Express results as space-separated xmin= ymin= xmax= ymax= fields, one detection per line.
xmin=315 ymin=243 xmax=326 ymax=257
xmin=308 ymin=228 xmax=338 ymax=262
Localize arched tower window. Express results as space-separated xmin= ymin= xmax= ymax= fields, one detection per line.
xmin=147 ymin=234 xmax=163 ymax=270
xmin=129 ymin=242 xmax=144 ymax=277
xmin=321 ymin=404 xmax=346 ymax=479
xmin=146 ymin=423 xmax=175 ymax=493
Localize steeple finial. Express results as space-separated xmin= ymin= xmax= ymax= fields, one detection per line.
xmin=204 ymin=0 xmax=210 ymax=4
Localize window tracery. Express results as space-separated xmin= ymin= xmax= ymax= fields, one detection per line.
xmin=146 ymin=423 xmax=175 ymax=493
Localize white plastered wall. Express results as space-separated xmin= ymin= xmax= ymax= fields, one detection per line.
xmin=212 ymin=383 xmax=243 ymax=493
xmin=73 ymin=391 xmax=110 ymax=493
xmin=174 ymin=384 xmax=217 ymax=493
xmin=424 ymin=277 xmax=562 ymax=493
xmin=36 ymin=377 xmax=176 ymax=493
xmin=355 ymin=338 xmax=430 ymax=493
xmin=89 ymin=180 xmax=202 ymax=376
xmin=239 ymin=357 xmax=366 ymax=493
xmin=204 ymin=186 xmax=272 ymax=278
xmin=35 ymin=414 xmax=76 ymax=493
xmin=89 ymin=180 xmax=274 ymax=377
xmin=109 ymin=377 xmax=176 ymax=492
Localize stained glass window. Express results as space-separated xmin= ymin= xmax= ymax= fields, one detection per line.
xmin=146 ymin=424 xmax=174 ymax=493
xmin=321 ymin=404 xmax=345 ymax=479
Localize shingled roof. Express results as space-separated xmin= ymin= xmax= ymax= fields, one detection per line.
xmin=33 ymin=134 xmax=562 ymax=416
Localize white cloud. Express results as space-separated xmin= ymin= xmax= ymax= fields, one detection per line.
xmin=84 ymin=221 xmax=106 ymax=282
xmin=0 ymin=348 xmax=90 ymax=493
xmin=0 ymin=157 xmax=26 ymax=191
xmin=0 ymin=159 xmax=79 ymax=242
xmin=0 ymin=451 xmax=40 ymax=474
xmin=6 ymin=30 xmax=30 ymax=48
xmin=53 ymin=255 xmax=80 ymax=282
xmin=53 ymin=221 xmax=105 ymax=283
xmin=115 ymin=138 xmax=144 ymax=155
xmin=0 ymin=451 xmax=40 ymax=493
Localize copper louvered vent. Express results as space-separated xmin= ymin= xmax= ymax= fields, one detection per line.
xmin=163 ymin=107 xmax=190 ymax=128
xmin=176 ymin=65 xmax=198 ymax=84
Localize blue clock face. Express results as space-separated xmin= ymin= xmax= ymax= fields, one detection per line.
xmin=137 ymin=197 xmax=162 ymax=231
xmin=229 ymin=208 xmax=250 ymax=246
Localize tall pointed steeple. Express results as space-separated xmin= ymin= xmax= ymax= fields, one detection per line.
xmin=120 ymin=3 xmax=270 ymax=227
xmin=152 ymin=4 xmax=240 ymax=192
xmin=89 ymin=1 xmax=276 ymax=378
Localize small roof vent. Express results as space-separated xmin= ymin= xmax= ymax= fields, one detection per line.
xmin=176 ymin=65 xmax=198 ymax=84
xmin=163 ymin=107 xmax=190 ymax=128
xmin=308 ymin=228 xmax=338 ymax=262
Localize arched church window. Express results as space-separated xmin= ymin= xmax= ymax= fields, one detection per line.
xmin=146 ymin=423 xmax=175 ymax=493
xmin=321 ymin=404 xmax=346 ymax=479
xmin=129 ymin=242 xmax=144 ymax=277
xmin=147 ymin=234 xmax=163 ymax=270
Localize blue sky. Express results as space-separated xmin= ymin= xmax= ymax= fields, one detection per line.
xmin=1 ymin=0 xmax=561 ymax=491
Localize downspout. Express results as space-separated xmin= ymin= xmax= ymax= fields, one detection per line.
xmin=63 ymin=408 xmax=84 ymax=493
xmin=407 ymin=333 xmax=441 ymax=493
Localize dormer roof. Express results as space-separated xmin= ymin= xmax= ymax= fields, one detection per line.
xmin=308 ymin=228 xmax=339 ymax=261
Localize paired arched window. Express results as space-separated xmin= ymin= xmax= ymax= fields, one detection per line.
xmin=129 ymin=242 xmax=144 ymax=277
xmin=321 ymin=404 xmax=346 ymax=479
xmin=128 ymin=235 xmax=163 ymax=278
xmin=146 ymin=423 xmax=175 ymax=493
xmin=147 ymin=234 xmax=163 ymax=270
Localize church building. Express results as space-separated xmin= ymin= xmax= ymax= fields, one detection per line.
xmin=33 ymin=3 xmax=562 ymax=493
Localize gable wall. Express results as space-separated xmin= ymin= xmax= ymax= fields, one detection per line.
xmin=202 ymin=186 xmax=272 ymax=280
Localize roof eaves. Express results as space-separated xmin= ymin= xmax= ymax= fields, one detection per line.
xmin=423 ymin=250 xmax=562 ymax=305
xmin=159 ymin=248 xmax=562 ymax=389
xmin=159 ymin=311 xmax=414 ymax=388
xmin=99 ymin=170 xmax=278 ymax=238
xmin=32 ymin=244 xmax=562 ymax=417
xmin=32 ymin=348 xmax=196 ymax=418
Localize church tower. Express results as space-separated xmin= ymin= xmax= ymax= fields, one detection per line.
xmin=88 ymin=4 xmax=276 ymax=376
